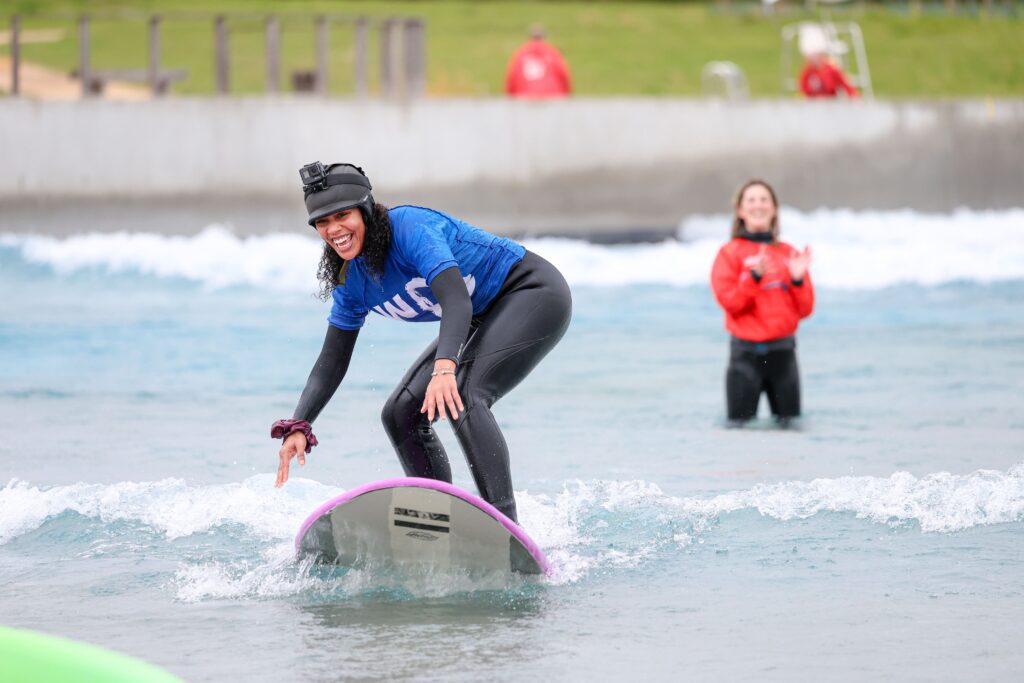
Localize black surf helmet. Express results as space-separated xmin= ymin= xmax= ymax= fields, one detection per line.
xmin=300 ymin=162 xmax=374 ymax=227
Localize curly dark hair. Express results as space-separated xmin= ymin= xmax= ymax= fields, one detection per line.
xmin=315 ymin=202 xmax=392 ymax=301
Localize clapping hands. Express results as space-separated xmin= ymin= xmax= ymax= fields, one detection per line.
xmin=749 ymin=245 xmax=770 ymax=278
xmin=788 ymin=246 xmax=812 ymax=281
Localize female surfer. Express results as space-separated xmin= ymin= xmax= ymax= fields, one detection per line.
xmin=710 ymin=179 xmax=814 ymax=426
xmin=272 ymin=162 xmax=572 ymax=522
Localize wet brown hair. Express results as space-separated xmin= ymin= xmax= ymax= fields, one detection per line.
xmin=731 ymin=179 xmax=780 ymax=241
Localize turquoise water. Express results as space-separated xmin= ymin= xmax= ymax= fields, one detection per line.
xmin=2 ymin=210 xmax=1023 ymax=681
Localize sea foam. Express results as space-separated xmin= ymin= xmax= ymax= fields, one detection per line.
xmin=3 ymin=464 xmax=1022 ymax=595
xmin=2 ymin=207 xmax=1023 ymax=291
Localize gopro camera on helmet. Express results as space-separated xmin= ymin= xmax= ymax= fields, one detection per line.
xmin=299 ymin=161 xmax=327 ymax=190
xmin=301 ymin=162 xmax=375 ymax=226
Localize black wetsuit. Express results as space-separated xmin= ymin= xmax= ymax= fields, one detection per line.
xmin=725 ymin=335 xmax=801 ymax=424
xmin=292 ymin=251 xmax=572 ymax=522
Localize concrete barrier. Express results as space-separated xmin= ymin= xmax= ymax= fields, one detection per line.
xmin=1 ymin=98 xmax=1022 ymax=238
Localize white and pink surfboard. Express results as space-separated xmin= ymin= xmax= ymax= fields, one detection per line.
xmin=295 ymin=477 xmax=550 ymax=575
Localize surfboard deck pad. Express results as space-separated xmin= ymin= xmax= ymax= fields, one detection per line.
xmin=295 ymin=478 xmax=550 ymax=575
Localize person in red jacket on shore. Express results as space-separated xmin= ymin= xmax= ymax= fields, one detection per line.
xmin=797 ymin=26 xmax=858 ymax=99
xmin=710 ymin=180 xmax=814 ymax=427
xmin=505 ymin=26 xmax=572 ymax=99
xmin=800 ymin=53 xmax=859 ymax=99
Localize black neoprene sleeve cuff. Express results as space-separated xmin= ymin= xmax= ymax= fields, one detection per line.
xmin=430 ymin=266 xmax=472 ymax=364
xmin=292 ymin=325 xmax=359 ymax=423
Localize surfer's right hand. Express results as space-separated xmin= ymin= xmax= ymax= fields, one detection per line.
xmin=276 ymin=432 xmax=308 ymax=487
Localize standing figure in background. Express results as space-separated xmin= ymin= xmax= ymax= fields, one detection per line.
xmin=505 ymin=26 xmax=572 ymax=99
xmin=710 ymin=180 xmax=814 ymax=427
xmin=798 ymin=25 xmax=859 ymax=99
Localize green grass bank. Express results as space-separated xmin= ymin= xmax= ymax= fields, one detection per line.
xmin=3 ymin=1 xmax=1023 ymax=97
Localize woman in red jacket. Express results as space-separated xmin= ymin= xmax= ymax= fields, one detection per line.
xmin=710 ymin=180 xmax=814 ymax=426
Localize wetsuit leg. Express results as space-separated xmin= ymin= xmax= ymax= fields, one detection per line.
xmin=380 ymin=339 xmax=453 ymax=483
xmin=726 ymin=347 xmax=764 ymax=423
xmin=763 ymin=349 xmax=801 ymax=421
xmin=452 ymin=251 xmax=573 ymax=522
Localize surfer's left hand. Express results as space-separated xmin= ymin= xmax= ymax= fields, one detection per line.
xmin=422 ymin=360 xmax=464 ymax=422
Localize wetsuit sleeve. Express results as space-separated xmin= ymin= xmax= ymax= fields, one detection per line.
xmin=790 ymin=271 xmax=815 ymax=319
xmin=430 ymin=266 xmax=472 ymax=364
xmin=711 ymin=245 xmax=760 ymax=315
xmin=292 ymin=326 xmax=359 ymax=423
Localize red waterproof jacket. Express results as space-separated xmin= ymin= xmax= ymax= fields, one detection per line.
xmin=505 ymin=39 xmax=572 ymax=98
xmin=799 ymin=61 xmax=859 ymax=98
xmin=711 ymin=238 xmax=815 ymax=342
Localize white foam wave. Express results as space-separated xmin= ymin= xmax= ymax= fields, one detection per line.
xmin=688 ymin=463 xmax=1024 ymax=533
xmin=172 ymin=544 xmax=307 ymax=603
xmin=519 ymin=480 xmax=674 ymax=583
xmin=677 ymin=206 xmax=1024 ymax=289
xmin=172 ymin=553 xmax=527 ymax=603
xmin=3 ymin=465 xmax=1022 ymax=595
xmin=3 ymin=207 xmax=1023 ymax=290
xmin=531 ymin=465 xmax=1024 ymax=582
xmin=0 ymin=475 xmax=339 ymax=545
xmin=0 ymin=226 xmax=322 ymax=291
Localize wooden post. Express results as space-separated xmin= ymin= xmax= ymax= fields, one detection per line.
xmin=214 ymin=15 xmax=229 ymax=94
xmin=403 ymin=19 xmax=425 ymax=98
xmin=265 ymin=15 xmax=280 ymax=94
xmin=945 ymin=0 xmax=957 ymax=15
xmin=10 ymin=16 xmax=19 ymax=96
xmin=148 ymin=14 xmax=161 ymax=96
xmin=78 ymin=15 xmax=92 ymax=98
xmin=379 ymin=18 xmax=404 ymax=98
xmin=379 ymin=18 xmax=394 ymax=98
xmin=354 ymin=17 xmax=368 ymax=97
xmin=390 ymin=19 xmax=405 ymax=98
xmin=315 ymin=15 xmax=328 ymax=96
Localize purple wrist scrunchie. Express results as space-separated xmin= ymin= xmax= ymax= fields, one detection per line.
xmin=270 ymin=419 xmax=319 ymax=454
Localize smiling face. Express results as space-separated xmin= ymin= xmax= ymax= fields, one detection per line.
xmin=736 ymin=183 xmax=777 ymax=234
xmin=315 ymin=208 xmax=366 ymax=260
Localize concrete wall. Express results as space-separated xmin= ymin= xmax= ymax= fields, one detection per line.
xmin=1 ymin=97 xmax=1022 ymax=238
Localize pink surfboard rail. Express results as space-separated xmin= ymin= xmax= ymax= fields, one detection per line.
xmin=294 ymin=477 xmax=551 ymax=575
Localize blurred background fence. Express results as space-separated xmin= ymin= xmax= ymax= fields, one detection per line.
xmin=2 ymin=1 xmax=1022 ymax=99
xmin=3 ymin=11 xmax=425 ymax=99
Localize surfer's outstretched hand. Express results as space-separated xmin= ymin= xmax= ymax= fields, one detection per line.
xmin=276 ymin=432 xmax=307 ymax=487
xmin=422 ymin=359 xmax=464 ymax=422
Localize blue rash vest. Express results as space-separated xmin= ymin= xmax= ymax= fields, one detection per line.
xmin=328 ymin=206 xmax=526 ymax=330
